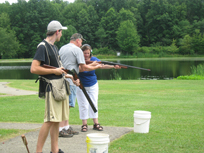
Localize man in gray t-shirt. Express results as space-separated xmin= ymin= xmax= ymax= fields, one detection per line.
xmin=59 ymin=42 xmax=85 ymax=86
xmin=58 ymin=33 xmax=102 ymax=137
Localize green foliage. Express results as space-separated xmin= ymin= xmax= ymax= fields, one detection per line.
xmin=177 ymin=63 xmax=204 ymax=80
xmin=0 ymin=13 xmax=11 ymax=30
xmin=93 ymin=47 xmax=114 ymax=55
xmin=177 ymin=75 xmax=204 ymax=80
xmin=95 ymin=27 xmax=107 ymax=48
xmin=100 ymin=7 xmax=118 ymax=49
xmin=137 ymin=43 xmax=178 ymax=57
xmin=117 ymin=8 xmax=136 ymax=27
xmin=179 ymin=34 xmax=193 ymax=54
xmin=0 ymin=28 xmax=19 ymax=59
xmin=179 ymin=30 xmax=204 ymax=55
xmin=116 ymin=20 xmax=140 ymax=55
xmin=191 ymin=29 xmax=204 ymax=54
xmin=1 ymin=0 xmax=204 ymax=58
xmin=0 ymin=12 xmax=20 ymax=59
xmin=165 ymin=39 xmax=179 ymax=54
xmin=56 ymin=25 xmax=77 ymax=48
xmin=191 ymin=63 xmax=204 ymax=76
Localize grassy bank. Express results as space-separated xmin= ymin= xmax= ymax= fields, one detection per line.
xmin=0 ymin=80 xmax=204 ymax=152
xmin=0 ymin=58 xmax=33 ymax=63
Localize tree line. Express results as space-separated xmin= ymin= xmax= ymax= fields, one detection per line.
xmin=1 ymin=0 xmax=204 ymax=59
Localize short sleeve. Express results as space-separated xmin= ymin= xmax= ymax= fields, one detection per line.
xmin=33 ymin=45 xmax=46 ymax=62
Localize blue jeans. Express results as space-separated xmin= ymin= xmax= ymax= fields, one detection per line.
xmin=69 ymin=85 xmax=77 ymax=107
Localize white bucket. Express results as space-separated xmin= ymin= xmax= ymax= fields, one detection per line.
xmin=86 ymin=133 xmax=110 ymax=153
xmin=133 ymin=110 xmax=151 ymax=133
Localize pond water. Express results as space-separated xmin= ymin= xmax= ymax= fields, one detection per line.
xmin=0 ymin=57 xmax=204 ymax=80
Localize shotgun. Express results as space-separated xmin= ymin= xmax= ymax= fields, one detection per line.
xmin=86 ymin=60 xmax=151 ymax=71
xmin=41 ymin=64 xmax=97 ymax=113
xmin=21 ymin=135 xmax=30 ymax=153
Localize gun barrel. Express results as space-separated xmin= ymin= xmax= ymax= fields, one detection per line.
xmin=86 ymin=61 xmax=150 ymax=71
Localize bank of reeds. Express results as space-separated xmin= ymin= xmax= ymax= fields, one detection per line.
xmin=177 ymin=63 xmax=204 ymax=80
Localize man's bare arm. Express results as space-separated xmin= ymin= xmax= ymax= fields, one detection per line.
xmin=79 ymin=63 xmax=102 ymax=72
xmin=30 ymin=60 xmax=65 ymax=75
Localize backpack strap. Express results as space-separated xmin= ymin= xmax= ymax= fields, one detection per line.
xmin=37 ymin=42 xmax=50 ymax=65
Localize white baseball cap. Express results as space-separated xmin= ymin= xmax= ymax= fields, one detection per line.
xmin=47 ymin=20 xmax=67 ymax=32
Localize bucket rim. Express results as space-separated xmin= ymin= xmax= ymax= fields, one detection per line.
xmin=86 ymin=140 xmax=110 ymax=144
xmin=86 ymin=133 xmax=109 ymax=138
xmin=134 ymin=114 xmax=151 ymax=119
xmin=134 ymin=110 xmax=151 ymax=114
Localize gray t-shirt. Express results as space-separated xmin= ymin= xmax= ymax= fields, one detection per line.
xmin=59 ymin=43 xmax=85 ymax=85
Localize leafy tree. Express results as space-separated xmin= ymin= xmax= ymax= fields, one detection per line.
xmin=87 ymin=0 xmax=112 ymax=18
xmin=116 ymin=20 xmax=140 ymax=55
xmin=191 ymin=29 xmax=204 ymax=54
xmin=56 ymin=25 xmax=77 ymax=48
xmin=0 ymin=13 xmax=11 ymax=31
xmin=1 ymin=0 xmax=204 ymax=58
xmin=145 ymin=0 xmax=174 ymax=45
xmin=179 ymin=34 xmax=193 ymax=54
xmin=172 ymin=20 xmax=192 ymax=46
xmin=193 ymin=19 xmax=204 ymax=34
xmin=117 ymin=8 xmax=136 ymax=27
xmin=0 ymin=1 xmax=10 ymax=14
xmin=62 ymin=2 xmax=87 ymax=28
xmin=0 ymin=12 xmax=19 ymax=59
xmin=100 ymin=7 xmax=118 ymax=50
xmin=165 ymin=39 xmax=179 ymax=54
xmin=0 ymin=27 xmax=19 ymax=59
xmin=185 ymin=0 xmax=204 ymax=23
xmin=129 ymin=7 xmax=143 ymax=45
xmin=111 ymin=0 xmax=127 ymax=12
xmin=86 ymin=5 xmax=100 ymax=48
xmin=77 ymin=9 xmax=93 ymax=46
xmin=95 ymin=27 xmax=107 ymax=48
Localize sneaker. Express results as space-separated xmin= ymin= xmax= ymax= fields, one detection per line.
xmin=66 ymin=126 xmax=79 ymax=135
xmin=50 ymin=149 xmax=64 ymax=153
xmin=59 ymin=129 xmax=73 ymax=138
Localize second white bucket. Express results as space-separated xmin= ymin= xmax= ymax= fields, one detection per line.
xmin=86 ymin=133 xmax=110 ymax=153
xmin=133 ymin=110 xmax=151 ymax=133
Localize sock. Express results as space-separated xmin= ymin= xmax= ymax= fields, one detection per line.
xmin=64 ymin=125 xmax=69 ymax=130
xmin=59 ymin=127 xmax=63 ymax=132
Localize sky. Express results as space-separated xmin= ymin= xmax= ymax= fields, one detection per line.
xmin=1 ymin=0 xmax=75 ymax=4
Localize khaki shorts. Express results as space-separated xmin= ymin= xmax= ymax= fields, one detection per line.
xmin=44 ymin=91 xmax=69 ymax=122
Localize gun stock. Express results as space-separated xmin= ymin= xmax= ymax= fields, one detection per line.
xmin=41 ymin=64 xmax=97 ymax=113
xmin=86 ymin=60 xmax=150 ymax=71
xmin=21 ymin=135 xmax=30 ymax=153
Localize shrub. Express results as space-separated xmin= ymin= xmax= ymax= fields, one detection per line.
xmin=191 ymin=64 xmax=204 ymax=76
xmin=177 ymin=64 xmax=204 ymax=80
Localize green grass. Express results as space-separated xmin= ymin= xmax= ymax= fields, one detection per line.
xmin=177 ymin=75 xmax=204 ymax=80
xmin=0 ymin=129 xmax=31 ymax=142
xmin=0 ymin=79 xmax=38 ymax=91
xmin=0 ymin=80 xmax=204 ymax=152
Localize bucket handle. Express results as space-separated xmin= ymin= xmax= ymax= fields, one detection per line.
xmin=134 ymin=120 xmax=149 ymax=125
